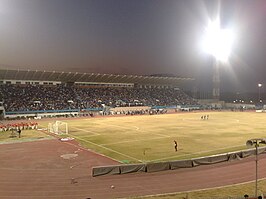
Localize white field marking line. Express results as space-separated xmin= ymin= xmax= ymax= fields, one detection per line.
xmin=148 ymin=132 xmax=170 ymax=138
xmin=70 ymin=134 xmax=99 ymax=138
xmin=133 ymin=126 xmax=140 ymax=131
xmin=81 ymin=134 xmax=99 ymax=138
xmin=70 ymin=134 xmax=143 ymax=163
xmin=117 ymin=177 xmax=266 ymax=199
xmin=152 ymin=144 xmax=245 ymax=162
xmin=62 ymin=140 xmax=122 ymax=163
xmin=71 ymin=127 xmax=100 ymax=136
xmin=101 ymin=136 xmax=169 ymax=146
xmin=99 ymin=122 xmax=171 ymax=138
xmin=98 ymin=122 xmax=139 ymax=131
xmin=147 ymin=129 xmax=171 ymax=138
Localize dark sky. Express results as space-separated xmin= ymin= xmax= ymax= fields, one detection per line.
xmin=1 ymin=0 xmax=266 ymax=92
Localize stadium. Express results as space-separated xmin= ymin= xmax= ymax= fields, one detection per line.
xmin=1 ymin=68 xmax=266 ymax=199
xmin=2 ymin=1 xmax=266 ymax=199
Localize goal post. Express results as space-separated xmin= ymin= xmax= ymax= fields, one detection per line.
xmin=48 ymin=121 xmax=68 ymax=135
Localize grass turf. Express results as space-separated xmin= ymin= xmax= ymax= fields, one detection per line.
xmin=37 ymin=111 xmax=266 ymax=164
xmin=0 ymin=129 xmax=51 ymax=144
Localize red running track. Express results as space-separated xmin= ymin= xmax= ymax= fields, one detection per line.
xmin=0 ymin=139 xmax=265 ymax=199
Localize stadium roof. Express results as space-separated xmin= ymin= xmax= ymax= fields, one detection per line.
xmin=0 ymin=69 xmax=194 ymax=85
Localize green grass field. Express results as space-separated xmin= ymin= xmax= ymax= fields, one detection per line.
xmin=0 ymin=128 xmax=51 ymax=144
xmin=37 ymin=111 xmax=266 ymax=164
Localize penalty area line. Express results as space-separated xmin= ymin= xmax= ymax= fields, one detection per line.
xmin=69 ymin=135 xmax=143 ymax=163
xmin=99 ymin=123 xmax=170 ymax=138
xmin=99 ymin=123 xmax=140 ymax=132
xmin=71 ymin=127 xmax=100 ymax=136
xmin=101 ymin=136 xmax=169 ymax=146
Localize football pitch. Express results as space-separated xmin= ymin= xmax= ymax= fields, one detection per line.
xmin=39 ymin=111 xmax=266 ymax=164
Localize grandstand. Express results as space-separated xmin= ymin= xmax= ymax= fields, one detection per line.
xmin=0 ymin=69 xmax=199 ymax=119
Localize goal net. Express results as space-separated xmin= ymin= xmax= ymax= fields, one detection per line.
xmin=48 ymin=121 xmax=68 ymax=135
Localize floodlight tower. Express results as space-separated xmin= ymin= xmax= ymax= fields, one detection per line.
xmin=202 ymin=19 xmax=234 ymax=100
xmin=258 ymin=83 xmax=262 ymax=103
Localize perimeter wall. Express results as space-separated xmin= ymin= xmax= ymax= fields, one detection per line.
xmin=92 ymin=147 xmax=266 ymax=177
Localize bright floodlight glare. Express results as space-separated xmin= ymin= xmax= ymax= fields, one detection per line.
xmin=258 ymin=83 xmax=262 ymax=87
xmin=202 ymin=19 xmax=235 ymax=62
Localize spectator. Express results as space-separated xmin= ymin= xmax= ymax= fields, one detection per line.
xmin=0 ymin=84 xmax=198 ymax=112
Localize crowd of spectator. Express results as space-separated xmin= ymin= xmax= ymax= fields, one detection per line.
xmin=0 ymin=121 xmax=38 ymax=132
xmin=0 ymin=84 xmax=198 ymax=112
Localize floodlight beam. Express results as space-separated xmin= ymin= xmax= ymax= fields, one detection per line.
xmin=202 ymin=20 xmax=234 ymax=62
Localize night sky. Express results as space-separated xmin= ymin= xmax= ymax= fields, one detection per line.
xmin=1 ymin=0 xmax=266 ymax=92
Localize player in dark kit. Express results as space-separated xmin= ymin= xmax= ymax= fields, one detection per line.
xmin=17 ymin=129 xmax=21 ymax=138
xmin=174 ymin=140 xmax=178 ymax=152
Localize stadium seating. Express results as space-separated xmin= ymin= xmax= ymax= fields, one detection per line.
xmin=0 ymin=84 xmax=198 ymax=112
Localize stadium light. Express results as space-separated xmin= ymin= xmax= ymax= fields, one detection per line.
xmin=258 ymin=83 xmax=262 ymax=103
xmin=246 ymin=138 xmax=266 ymax=198
xmin=202 ymin=19 xmax=235 ymax=62
xmin=201 ymin=18 xmax=235 ymax=100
